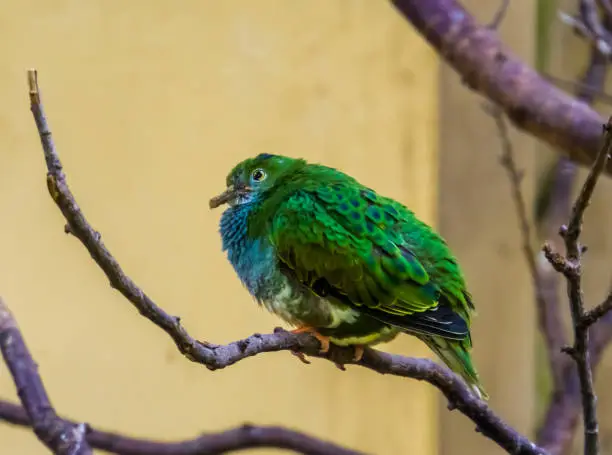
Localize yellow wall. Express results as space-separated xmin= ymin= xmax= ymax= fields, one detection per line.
xmin=0 ymin=2 xmax=439 ymax=454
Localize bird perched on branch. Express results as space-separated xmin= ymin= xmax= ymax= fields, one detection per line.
xmin=210 ymin=154 xmax=488 ymax=400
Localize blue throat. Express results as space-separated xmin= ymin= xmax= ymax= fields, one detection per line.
xmin=219 ymin=202 xmax=279 ymax=299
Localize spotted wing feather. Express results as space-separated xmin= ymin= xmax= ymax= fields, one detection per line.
xmin=269 ymin=182 xmax=469 ymax=339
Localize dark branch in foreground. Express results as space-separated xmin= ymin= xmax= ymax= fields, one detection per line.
xmin=26 ymin=70 xmax=547 ymax=455
xmin=0 ymin=297 xmax=92 ymax=455
xmin=582 ymin=291 xmax=612 ymax=327
xmin=535 ymin=45 xmax=609 ymax=455
xmin=0 ymin=401 xmax=360 ymax=455
xmin=543 ymin=115 xmax=612 ymax=455
xmin=389 ymin=0 xmax=611 ymax=175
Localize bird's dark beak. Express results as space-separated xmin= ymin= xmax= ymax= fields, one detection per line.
xmin=209 ymin=186 xmax=236 ymax=209
xmin=209 ymin=185 xmax=251 ymax=209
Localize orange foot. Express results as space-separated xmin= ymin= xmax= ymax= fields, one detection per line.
xmin=289 ymin=325 xmax=332 ymax=366
xmin=290 ymin=350 xmax=312 ymax=365
xmin=352 ymin=345 xmax=365 ymax=362
xmin=333 ymin=345 xmax=366 ymax=371
xmin=290 ymin=326 xmax=330 ymax=353
xmin=289 ymin=327 xmax=365 ymax=370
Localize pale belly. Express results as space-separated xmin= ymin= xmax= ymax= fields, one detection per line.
xmin=259 ymin=280 xmax=400 ymax=346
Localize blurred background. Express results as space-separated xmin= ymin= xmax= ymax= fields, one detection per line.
xmin=0 ymin=1 xmax=610 ymax=454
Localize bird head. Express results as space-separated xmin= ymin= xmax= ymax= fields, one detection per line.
xmin=209 ymin=153 xmax=304 ymax=209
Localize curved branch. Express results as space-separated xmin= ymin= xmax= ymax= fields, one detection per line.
xmin=26 ymin=70 xmax=547 ymax=455
xmin=0 ymin=402 xmax=360 ymax=455
xmin=390 ymin=0 xmax=610 ymax=174
xmin=0 ymin=297 xmax=92 ymax=454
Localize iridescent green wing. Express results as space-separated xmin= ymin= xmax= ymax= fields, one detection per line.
xmin=269 ymin=182 xmax=467 ymax=338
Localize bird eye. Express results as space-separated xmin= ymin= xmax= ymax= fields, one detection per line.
xmin=251 ymin=168 xmax=267 ymax=182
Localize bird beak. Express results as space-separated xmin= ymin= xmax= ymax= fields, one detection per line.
xmin=209 ymin=186 xmax=236 ymax=209
xmin=209 ymin=185 xmax=251 ymax=209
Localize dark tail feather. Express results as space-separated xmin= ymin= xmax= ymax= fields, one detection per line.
xmin=420 ymin=335 xmax=489 ymax=400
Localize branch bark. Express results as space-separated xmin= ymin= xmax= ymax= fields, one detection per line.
xmin=26 ymin=69 xmax=548 ymax=455
xmin=542 ymin=116 xmax=612 ymax=455
xmin=535 ymin=45 xmax=609 ymax=455
xmin=0 ymin=297 xmax=92 ymax=455
xmin=0 ymin=401 xmax=361 ymax=455
xmin=389 ymin=0 xmax=611 ymax=175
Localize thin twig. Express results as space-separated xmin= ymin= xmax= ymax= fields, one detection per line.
xmin=485 ymin=105 xmax=567 ymax=388
xmin=0 ymin=401 xmax=361 ymax=455
xmin=25 ymin=70 xmax=548 ymax=455
xmin=543 ymin=116 xmax=612 ymax=455
xmin=0 ymin=297 xmax=92 ymax=455
xmin=563 ymin=132 xmax=611 ymax=258
xmin=582 ymin=291 xmax=612 ymax=327
xmin=558 ymin=10 xmax=612 ymax=56
xmin=590 ymin=286 xmax=612 ymax=362
xmin=581 ymin=0 xmax=612 ymax=52
xmin=533 ymin=43 xmax=608 ymax=455
xmin=487 ymin=0 xmax=510 ymax=30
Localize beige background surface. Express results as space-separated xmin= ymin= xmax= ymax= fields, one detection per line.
xmin=0 ymin=1 xmax=439 ymax=454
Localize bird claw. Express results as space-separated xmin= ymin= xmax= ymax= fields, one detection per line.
xmin=290 ymin=326 xmax=331 ymax=354
xmin=332 ymin=345 xmax=365 ymax=370
xmin=288 ymin=327 xmax=365 ymax=370
xmin=290 ymin=350 xmax=312 ymax=365
xmin=353 ymin=345 xmax=365 ymax=362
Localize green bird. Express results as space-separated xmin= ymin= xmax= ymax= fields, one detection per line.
xmin=210 ymin=154 xmax=487 ymax=399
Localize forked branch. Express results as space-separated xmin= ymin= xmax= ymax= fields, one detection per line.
xmin=389 ymin=0 xmax=610 ymax=175
xmin=0 ymin=297 xmax=92 ymax=455
xmin=543 ymin=117 xmax=612 ymax=455
xmin=0 ymin=400 xmax=361 ymax=455
xmin=25 ymin=68 xmax=547 ymax=455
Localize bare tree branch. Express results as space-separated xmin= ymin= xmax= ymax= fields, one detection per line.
xmin=487 ymin=0 xmax=510 ymax=30
xmin=558 ymin=2 xmax=612 ymax=56
xmin=389 ymin=0 xmax=611 ymax=175
xmin=582 ymin=291 xmax=612 ymax=327
xmin=590 ymin=290 xmax=612 ymax=364
xmin=25 ymin=68 xmax=548 ymax=455
xmin=558 ymin=13 xmax=610 ymax=56
xmin=580 ymin=0 xmax=612 ymax=53
xmin=524 ymin=43 xmax=609 ymax=455
xmin=0 ymin=297 xmax=92 ymax=455
xmin=7 ymin=2 xmax=612 ymax=454
xmin=485 ymin=105 xmax=568 ymax=389
xmin=0 ymin=401 xmax=361 ymax=455
xmin=543 ymin=115 xmax=612 ymax=455
xmin=486 ymin=35 xmax=612 ymax=455
xmin=537 ymin=289 xmax=612 ymax=455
